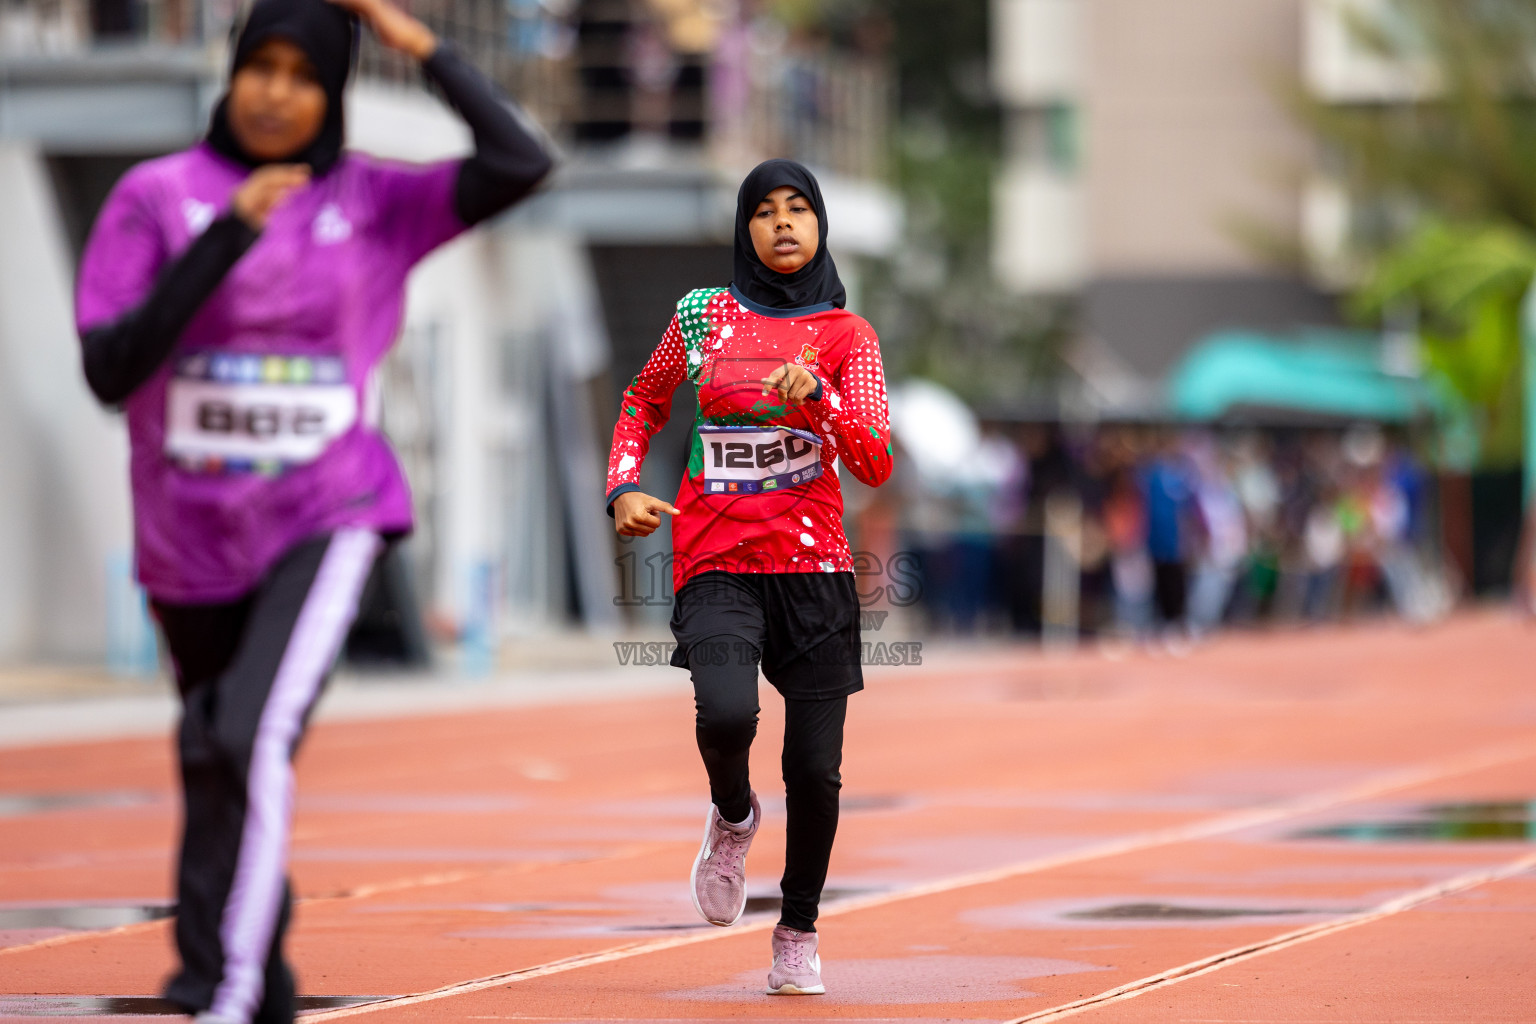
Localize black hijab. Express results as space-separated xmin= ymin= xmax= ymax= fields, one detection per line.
xmin=206 ymin=0 xmax=358 ymax=176
xmin=733 ymin=159 xmax=846 ymax=310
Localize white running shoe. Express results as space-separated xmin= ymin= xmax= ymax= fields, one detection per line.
xmin=766 ymin=924 xmax=825 ymax=994
xmin=689 ymin=790 xmax=760 ymax=926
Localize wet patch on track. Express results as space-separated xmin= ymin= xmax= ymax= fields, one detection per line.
xmin=0 ymin=995 xmax=387 ymax=1016
xmin=0 ymin=792 xmax=159 ymax=817
xmin=1062 ymin=901 xmax=1345 ymax=921
xmin=1292 ymin=800 xmax=1536 ymax=843
xmin=742 ymin=886 xmax=878 ymax=916
xmin=964 ymin=895 xmax=1358 ymax=930
xmin=0 ymin=903 xmax=173 ymax=930
xmin=0 ymin=903 xmax=174 ymax=951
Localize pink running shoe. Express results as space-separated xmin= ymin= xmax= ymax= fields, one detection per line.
xmin=766 ymin=924 xmax=824 ymax=994
xmin=689 ymin=790 xmax=760 ymax=926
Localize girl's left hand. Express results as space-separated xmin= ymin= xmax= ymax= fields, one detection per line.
xmin=327 ymin=0 xmax=437 ymax=61
xmin=762 ymin=362 xmax=820 ymax=406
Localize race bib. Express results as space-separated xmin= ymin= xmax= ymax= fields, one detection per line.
xmin=165 ymin=353 xmax=357 ymax=474
xmin=699 ymin=425 xmax=823 ymax=495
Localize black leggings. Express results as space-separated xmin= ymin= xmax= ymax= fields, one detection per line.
xmin=690 ymin=636 xmax=846 ymax=933
xmin=152 ymin=530 xmax=379 ymax=1024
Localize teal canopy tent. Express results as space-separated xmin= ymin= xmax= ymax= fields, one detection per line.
xmin=1168 ymin=329 xmax=1442 ymax=423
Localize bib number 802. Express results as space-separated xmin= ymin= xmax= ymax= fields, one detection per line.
xmin=165 ymin=377 xmax=358 ymax=468
xmin=197 ymin=400 xmax=330 ymax=438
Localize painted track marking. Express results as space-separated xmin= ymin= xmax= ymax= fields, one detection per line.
xmin=305 ymin=738 xmax=1536 ymax=1020
xmin=1004 ymin=848 xmax=1536 ymax=1023
xmin=0 ymin=844 xmax=671 ymax=958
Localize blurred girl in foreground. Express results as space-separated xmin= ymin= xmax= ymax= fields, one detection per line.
xmin=75 ymin=0 xmax=552 ymax=1017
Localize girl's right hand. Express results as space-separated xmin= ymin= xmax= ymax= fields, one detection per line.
xmin=232 ymin=164 xmax=312 ymax=230
xmin=327 ymin=0 xmax=438 ymax=61
xmin=614 ymin=491 xmax=680 ymax=537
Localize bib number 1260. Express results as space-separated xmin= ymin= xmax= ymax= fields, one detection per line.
xmin=709 ymin=434 xmax=816 ymax=471
xmin=698 ymin=425 xmax=822 ymax=495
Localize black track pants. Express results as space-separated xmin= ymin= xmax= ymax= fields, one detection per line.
xmin=688 ymin=635 xmax=848 ymax=933
xmin=152 ymin=529 xmax=380 ymax=1024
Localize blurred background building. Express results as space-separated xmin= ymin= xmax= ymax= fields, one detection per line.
xmin=0 ymin=0 xmax=899 ymax=663
xmin=954 ymin=0 xmax=1530 ymax=642
xmin=992 ymin=0 xmax=1409 ymax=408
xmin=0 ymin=0 xmax=1530 ymax=669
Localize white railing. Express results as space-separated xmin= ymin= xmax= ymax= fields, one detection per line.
xmin=1 ymin=0 xmax=86 ymax=54
xmin=0 ymin=0 xmax=235 ymax=53
xmin=0 ymin=0 xmax=892 ymax=183
xmin=713 ymin=50 xmax=889 ymax=182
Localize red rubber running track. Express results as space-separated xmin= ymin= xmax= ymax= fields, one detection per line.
xmin=2 ymin=612 xmax=1534 ymax=1022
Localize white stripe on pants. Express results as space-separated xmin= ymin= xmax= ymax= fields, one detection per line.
xmin=210 ymin=528 xmax=381 ymax=1023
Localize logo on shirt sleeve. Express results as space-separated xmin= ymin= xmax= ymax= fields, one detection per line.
xmin=181 ymin=199 xmax=217 ymax=236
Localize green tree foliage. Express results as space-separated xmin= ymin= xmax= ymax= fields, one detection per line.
xmin=1300 ymin=0 xmax=1536 ymax=466
xmin=1311 ymin=1 xmax=1536 ymax=228
xmin=1355 ymin=222 xmax=1535 ymax=465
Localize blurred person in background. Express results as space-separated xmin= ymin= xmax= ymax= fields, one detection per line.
xmin=1338 ymin=470 xmax=1379 ymax=617
xmin=1010 ymin=425 xmax=1076 ymax=635
xmin=984 ymin=428 xmax=1031 ymax=627
xmin=957 ymin=431 xmax=1025 ymax=632
xmin=1139 ymin=432 xmax=1196 ymax=639
xmin=1228 ymin=434 xmax=1282 ymax=623
xmin=606 ymin=160 xmax=891 ymax=996
xmin=1104 ymin=462 xmax=1153 ymax=641
xmin=1367 ymin=456 xmax=1421 ymax=619
xmin=1302 ymin=483 xmax=1348 ymax=621
xmin=932 ymin=437 xmax=1009 ymax=632
xmin=977 ymin=424 xmax=1046 ymax=636
xmin=1074 ymin=433 xmax=1117 ymax=638
xmin=1187 ymin=438 xmax=1249 ymax=639
xmin=73 ymin=0 xmax=553 ymax=1017
xmin=1269 ymin=440 xmax=1318 ymax=621
xmin=1364 ymin=439 xmax=1443 ymax=623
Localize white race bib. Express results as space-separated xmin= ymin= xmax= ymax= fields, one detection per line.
xmin=165 ymin=353 xmax=357 ymax=474
xmin=699 ymin=425 xmax=823 ymax=495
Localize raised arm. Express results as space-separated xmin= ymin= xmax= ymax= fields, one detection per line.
xmin=424 ymin=45 xmax=554 ymax=225
xmin=329 ymin=0 xmax=553 ymax=228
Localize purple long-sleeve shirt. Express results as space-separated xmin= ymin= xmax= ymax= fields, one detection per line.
xmin=76 ymin=143 xmax=465 ymax=604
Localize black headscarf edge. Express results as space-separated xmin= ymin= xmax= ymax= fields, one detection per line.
xmin=732 ymin=159 xmax=846 ymax=311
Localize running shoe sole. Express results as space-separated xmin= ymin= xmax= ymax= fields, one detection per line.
xmin=766 ymin=955 xmax=824 ymax=995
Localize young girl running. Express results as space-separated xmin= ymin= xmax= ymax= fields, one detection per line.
xmin=606 ymin=159 xmax=893 ymax=995
xmin=74 ymin=0 xmax=551 ymax=1019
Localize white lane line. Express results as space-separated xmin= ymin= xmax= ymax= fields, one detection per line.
xmin=305 ymin=738 xmax=1536 ymax=1020
xmin=0 ymin=846 xmax=672 ymax=958
xmin=1004 ymin=848 xmax=1536 ymax=1024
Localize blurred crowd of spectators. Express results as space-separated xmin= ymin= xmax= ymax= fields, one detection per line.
xmin=894 ymin=424 xmax=1451 ymax=641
